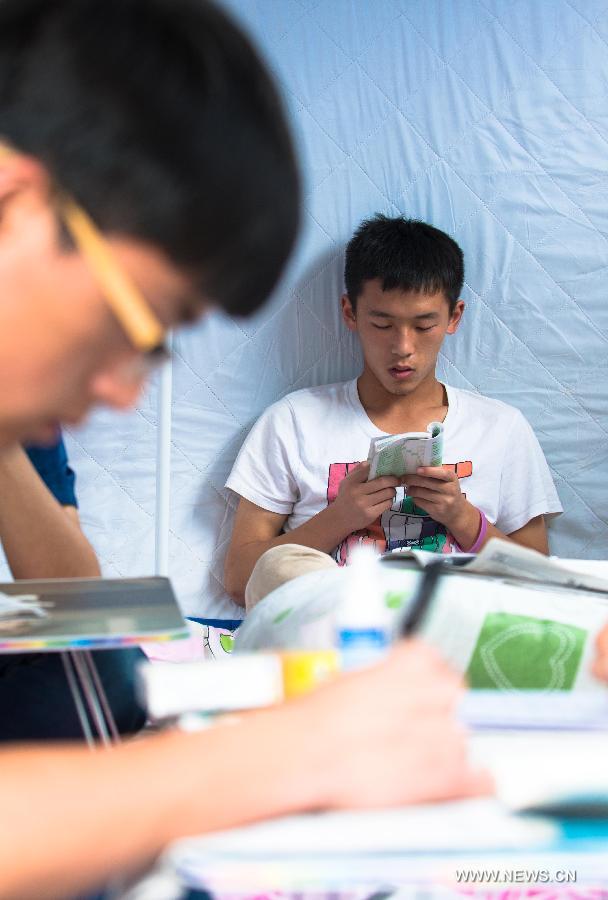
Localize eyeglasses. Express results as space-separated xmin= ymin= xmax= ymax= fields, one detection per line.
xmin=0 ymin=143 xmax=170 ymax=369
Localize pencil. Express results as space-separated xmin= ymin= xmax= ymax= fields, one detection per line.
xmin=400 ymin=561 xmax=443 ymax=636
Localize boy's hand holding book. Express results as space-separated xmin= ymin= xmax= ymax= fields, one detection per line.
xmin=405 ymin=466 xmax=482 ymax=551
xmin=331 ymin=461 xmax=399 ymax=532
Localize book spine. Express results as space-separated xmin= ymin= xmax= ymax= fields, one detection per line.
xmin=429 ymin=422 xmax=444 ymax=467
xmin=367 ymin=447 xmax=378 ymax=480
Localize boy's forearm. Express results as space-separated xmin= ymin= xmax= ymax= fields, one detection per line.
xmin=0 ymin=445 xmax=100 ymax=579
xmin=0 ymin=644 xmax=486 ymax=899
xmin=448 ymin=503 xmax=548 ymax=555
xmin=226 ymin=503 xmax=351 ymax=604
xmin=0 ymin=706 xmax=327 ymax=900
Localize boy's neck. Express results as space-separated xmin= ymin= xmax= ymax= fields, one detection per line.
xmin=357 ymin=368 xmax=447 ymax=434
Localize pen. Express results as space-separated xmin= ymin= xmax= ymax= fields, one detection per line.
xmin=400 ymin=561 xmax=443 ymax=637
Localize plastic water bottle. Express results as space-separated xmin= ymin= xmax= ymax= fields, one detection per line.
xmin=335 ymin=546 xmax=392 ymax=670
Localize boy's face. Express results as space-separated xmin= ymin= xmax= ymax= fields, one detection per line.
xmin=342 ymin=278 xmax=464 ymax=398
xmin=0 ymin=153 xmax=206 ymax=447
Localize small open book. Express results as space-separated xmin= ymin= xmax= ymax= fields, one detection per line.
xmin=367 ymin=421 xmax=444 ymax=479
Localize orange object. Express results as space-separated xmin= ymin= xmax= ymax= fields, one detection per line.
xmin=281 ymin=650 xmax=340 ymax=698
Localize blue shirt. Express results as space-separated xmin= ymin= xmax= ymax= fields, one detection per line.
xmin=25 ymin=436 xmax=78 ymax=508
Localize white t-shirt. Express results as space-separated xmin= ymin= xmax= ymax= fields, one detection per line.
xmin=226 ymin=380 xmax=563 ymax=564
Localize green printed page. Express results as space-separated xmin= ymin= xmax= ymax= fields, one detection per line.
xmin=467 ymin=611 xmax=586 ymax=691
xmin=374 ymin=442 xmax=409 ymax=477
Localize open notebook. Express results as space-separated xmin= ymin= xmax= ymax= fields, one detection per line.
xmin=383 ymin=537 xmax=608 ymax=595
xmin=0 ymin=577 xmax=188 ymax=650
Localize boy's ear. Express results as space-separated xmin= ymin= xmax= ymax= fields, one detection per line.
xmin=446 ymin=300 xmax=465 ymax=335
xmin=0 ymin=151 xmax=53 ymax=237
xmin=341 ymin=293 xmax=357 ymax=332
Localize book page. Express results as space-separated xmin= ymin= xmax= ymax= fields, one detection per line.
xmin=472 ymin=730 xmax=608 ymax=814
xmin=468 ymin=539 xmax=608 ymax=594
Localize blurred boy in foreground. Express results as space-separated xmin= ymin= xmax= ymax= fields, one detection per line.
xmin=0 ymin=1 xmax=487 ymax=896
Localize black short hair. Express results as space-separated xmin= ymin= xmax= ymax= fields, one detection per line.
xmin=0 ymin=0 xmax=300 ymax=317
xmin=344 ymin=215 xmax=464 ymax=313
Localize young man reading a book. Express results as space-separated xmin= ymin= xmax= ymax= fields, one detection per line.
xmin=225 ymin=215 xmax=562 ymax=608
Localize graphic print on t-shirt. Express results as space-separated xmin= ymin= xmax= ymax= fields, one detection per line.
xmin=327 ymin=460 xmax=473 ymax=565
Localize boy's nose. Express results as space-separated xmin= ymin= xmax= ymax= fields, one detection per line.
xmin=392 ymin=330 xmax=415 ymax=358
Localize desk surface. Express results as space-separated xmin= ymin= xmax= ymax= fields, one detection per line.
xmin=0 ymin=577 xmax=188 ymax=652
xmin=167 ymin=807 xmax=608 ymax=895
xmin=165 ymin=725 xmax=608 ymax=896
